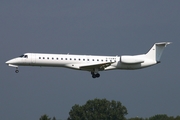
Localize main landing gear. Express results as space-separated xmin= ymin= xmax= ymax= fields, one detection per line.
xmin=91 ymin=72 xmax=100 ymax=78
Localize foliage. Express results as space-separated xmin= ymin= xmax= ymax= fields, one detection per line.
xmin=52 ymin=117 xmax=56 ymax=120
xmin=149 ymin=114 xmax=169 ymax=120
xmin=39 ymin=114 xmax=51 ymax=120
xmin=39 ymin=114 xmax=56 ymax=120
xmin=127 ymin=117 xmax=147 ymax=120
xmin=67 ymin=98 xmax=128 ymax=120
xmin=175 ymin=116 xmax=180 ymax=120
xmin=128 ymin=115 xmax=180 ymax=120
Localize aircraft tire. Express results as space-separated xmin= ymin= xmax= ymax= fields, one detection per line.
xmin=15 ymin=70 xmax=19 ymax=73
xmin=95 ymin=73 xmax=100 ymax=78
xmin=92 ymin=74 xmax=96 ymax=78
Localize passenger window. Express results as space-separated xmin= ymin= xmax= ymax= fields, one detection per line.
xmin=65 ymin=58 xmax=67 ymax=60
xmin=61 ymin=58 xmax=63 ymax=60
xmin=83 ymin=59 xmax=85 ymax=61
xmin=43 ymin=57 xmax=45 ymax=59
xmin=52 ymin=58 xmax=54 ymax=60
xmin=70 ymin=58 xmax=72 ymax=60
xmin=74 ymin=58 xmax=76 ymax=60
xmin=57 ymin=58 xmax=58 ymax=60
xmin=39 ymin=57 xmax=41 ymax=59
xmin=79 ymin=59 xmax=81 ymax=61
xmin=47 ymin=57 xmax=49 ymax=59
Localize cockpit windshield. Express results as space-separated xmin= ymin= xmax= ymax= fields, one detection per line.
xmin=19 ymin=55 xmax=24 ymax=57
xmin=19 ymin=54 xmax=28 ymax=58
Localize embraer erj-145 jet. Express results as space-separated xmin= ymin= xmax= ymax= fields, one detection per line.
xmin=6 ymin=42 xmax=171 ymax=78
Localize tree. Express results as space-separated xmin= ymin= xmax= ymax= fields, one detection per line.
xmin=149 ymin=114 xmax=169 ymax=120
xmin=127 ymin=117 xmax=147 ymax=120
xmin=67 ymin=98 xmax=128 ymax=120
xmin=52 ymin=117 xmax=56 ymax=120
xmin=39 ymin=114 xmax=51 ymax=120
xmin=175 ymin=116 xmax=180 ymax=120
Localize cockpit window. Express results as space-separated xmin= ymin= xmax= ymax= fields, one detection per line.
xmin=19 ymin=54 xmax=28 ymax=58
xmin=19 ymin=55 xmax=24 ymax=57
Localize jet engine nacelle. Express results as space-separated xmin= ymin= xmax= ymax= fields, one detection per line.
xmin=121 ymin=55 xmax=144 ymax=64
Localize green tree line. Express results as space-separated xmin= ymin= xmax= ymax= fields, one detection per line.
xmin=127 ymin=114 xmax=180 ymax=120
xmin=39 ymin=98 xmax=180 ymax=120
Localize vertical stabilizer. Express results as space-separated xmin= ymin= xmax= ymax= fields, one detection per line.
xmin=146 ymin=42 xmax=171 ymax=62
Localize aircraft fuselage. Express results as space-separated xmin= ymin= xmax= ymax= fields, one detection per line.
xmin=5 ymin=42 xmax=171 ymax=78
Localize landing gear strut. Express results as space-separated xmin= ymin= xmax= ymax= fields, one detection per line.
xmin=91 ymin=72 xmax=100 ymax=78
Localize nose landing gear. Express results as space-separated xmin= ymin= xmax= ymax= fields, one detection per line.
xmin=15 ymin=68 xmax=19 ymax=73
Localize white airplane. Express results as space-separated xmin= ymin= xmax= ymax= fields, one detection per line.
xmin=6 ymin=42 xmax=171 ymax=78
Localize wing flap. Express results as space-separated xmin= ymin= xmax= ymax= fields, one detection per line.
xmin=80 ymin=62 xmax=114 ymax=71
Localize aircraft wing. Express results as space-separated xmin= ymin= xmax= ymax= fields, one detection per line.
xmin=80 ymin=62 xmax=115 ymax=71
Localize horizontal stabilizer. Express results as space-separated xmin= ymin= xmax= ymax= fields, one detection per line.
xmin=155 ymin=42 xmax=171 ymax=46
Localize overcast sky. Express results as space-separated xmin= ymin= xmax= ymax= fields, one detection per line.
xmin=1 ymin=1 xmax=180 ymax=120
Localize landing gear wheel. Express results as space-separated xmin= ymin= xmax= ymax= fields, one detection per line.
xmin=15 ymin=69 xmax=19 ymax=73
xmin=91 ymin=72 xmax=100 ymax=78
xmin=95 ymin=73 xmax=100 ymax=78
xmin=92 ymin=74 xmax=96 ymax=78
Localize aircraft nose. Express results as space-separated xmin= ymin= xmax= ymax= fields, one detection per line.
xmin=6 ymin=60 xmax=11 ymax=64
xmin=5 ymin=59 xmax=18 ymax=64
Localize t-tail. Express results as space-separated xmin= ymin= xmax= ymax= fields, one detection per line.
xmin=145 ymin=42 xmax=171 ymax=63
